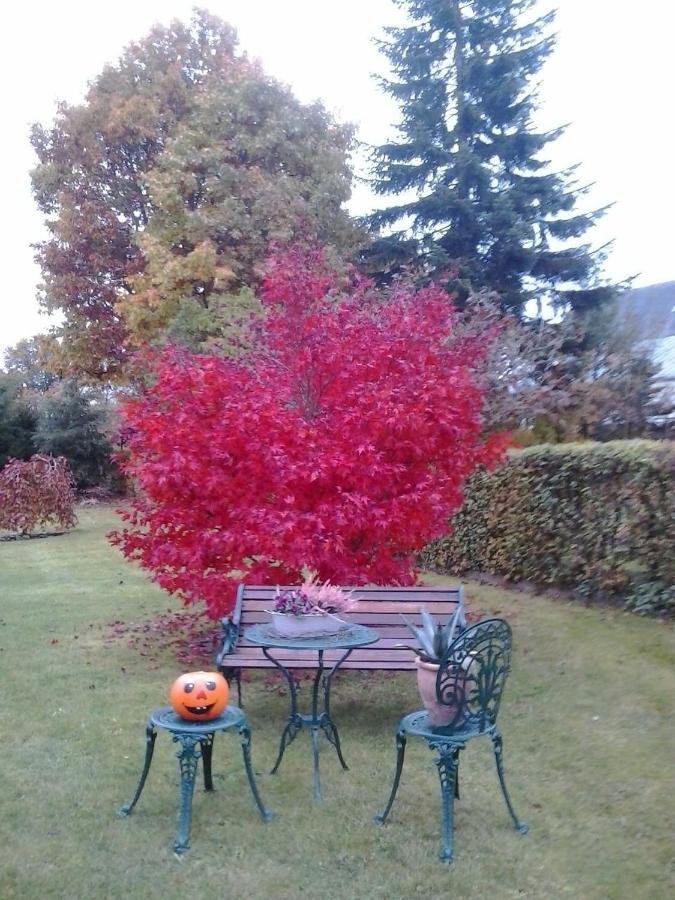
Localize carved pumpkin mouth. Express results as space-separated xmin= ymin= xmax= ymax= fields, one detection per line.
xmin=184 ymin=703 xmax=215 ymax=715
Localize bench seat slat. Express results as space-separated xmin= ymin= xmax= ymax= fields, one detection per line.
xmin=232 ymin=647 xmax=415 ymax=660
xmin=224 ymin=658 xmax=417 ymax=671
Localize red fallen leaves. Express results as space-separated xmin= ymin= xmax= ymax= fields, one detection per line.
xmin=0 ymin=455 xmax=77 ymax=535
xmin=110 ymin=246 xmax=507 ymax=618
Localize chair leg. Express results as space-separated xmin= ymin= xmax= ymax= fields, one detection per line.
xmin=491 ymin=732 xmax=528 ymax=834
xmin=374 ymin=731 xmax=407 ymax=825
xmin=433 ymin=744 xmax=460 ymax=864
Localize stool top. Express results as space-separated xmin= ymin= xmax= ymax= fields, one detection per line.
xmin=149 ymin=704 xmax=246 ymax=734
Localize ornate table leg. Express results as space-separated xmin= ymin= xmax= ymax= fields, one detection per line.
xmin=118 ymin=723 xmax=157 ymax=816
xmin=309 ymin=651 xmax=326 ymax=800
xmin=265 ymin=644 xmax=355 ymax=800
xmin=320 ymin=648 xmax=352 ymax=771
xmin=200 ymin=733 xmax=215 ymax=792
xmin=310 ymin=724 xmax=322 ymax=801
xmin=264 ymin=647 xmax=302 ymax=775
xmin=239 ymin=723 xmax=274 ymax=821
xmin=430 ymin=741 xmax=461 ymax=864
xmin=173 ymin=734 xmax=203 ymax=854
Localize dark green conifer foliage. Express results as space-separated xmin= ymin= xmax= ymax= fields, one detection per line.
xmin=33 ymin=381 xmax=112 ymax=487
xmin=0 ymin=375 xmax=37 ymax=468
xmin=370 ymin=0 xmax=615 ymax=313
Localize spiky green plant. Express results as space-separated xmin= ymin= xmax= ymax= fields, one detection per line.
xmin=401 ymin=603 xmax=466 ymax=664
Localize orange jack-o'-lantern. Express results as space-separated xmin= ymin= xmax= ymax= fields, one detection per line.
xmin=169 ymin=671 xmax=229 ymax=721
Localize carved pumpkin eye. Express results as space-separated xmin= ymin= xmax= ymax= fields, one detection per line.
xmin=206 ymin=680 xmax=216 ymax=691
xmin=184 ymin=682 xmax=195 ymax=694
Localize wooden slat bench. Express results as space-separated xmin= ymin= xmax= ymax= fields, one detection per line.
xmin=216 ymin=584 xmax=463 ymax=702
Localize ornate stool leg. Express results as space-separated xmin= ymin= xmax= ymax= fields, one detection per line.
xmin=201 ymin=733 xmax=215 ymax=792
xmin=491 ymin=732 xmax=528 ymax=834
xmin=173 ymin=734 xmax=202 ymax=854
xmin=239 ymin=724 xmax=274 ymax=822
xmin=432 ymin=743 xmax=460 ymax=864
xmin=374 ymin=731 xmax=407 ymax=825
xmin=118 ymin=724 xmax=157 ymax=816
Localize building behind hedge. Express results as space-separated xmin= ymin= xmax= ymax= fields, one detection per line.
xmin=618 ymin=282 xmax=675 ymax=430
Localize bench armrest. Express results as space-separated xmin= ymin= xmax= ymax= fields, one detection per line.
xmin=215 ymin=616 xmax=239 ymax=667
xmin=214 ymin=584 xmax=245 ymax=668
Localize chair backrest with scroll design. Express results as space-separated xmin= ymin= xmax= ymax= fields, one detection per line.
xmin=435 ymin=618 xmax=513 ymax=734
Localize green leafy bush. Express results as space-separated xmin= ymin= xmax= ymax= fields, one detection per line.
xmin=422 ymin=441 xmax=674 ymax=615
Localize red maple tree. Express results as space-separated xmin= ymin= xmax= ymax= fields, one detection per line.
xmin=111 ymin=246 xmax=506 ymax=617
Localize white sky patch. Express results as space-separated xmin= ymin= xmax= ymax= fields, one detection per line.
xmin=1 ymin=0 xmax=674 ymax=356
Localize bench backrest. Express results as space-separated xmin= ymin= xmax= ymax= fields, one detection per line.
xmin=231 ymin=584 xmax=463 ymax=660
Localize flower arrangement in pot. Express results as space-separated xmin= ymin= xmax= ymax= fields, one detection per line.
xmin=271 ymin=574 xmax=357 ymax=638
xmin=402 ymin=603 xmax=467 ymax=727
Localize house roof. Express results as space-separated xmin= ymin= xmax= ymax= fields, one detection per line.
xmin=617 ymin=281 xmax=675 ymax=342
xmin=617 ymin=281 xmax=675 ymax=381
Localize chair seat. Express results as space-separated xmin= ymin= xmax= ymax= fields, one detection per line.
xmin=399 ymin=709 xmax=490 ymax=743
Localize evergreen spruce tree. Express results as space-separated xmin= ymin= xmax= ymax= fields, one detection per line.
xmin=34 ymin=381 xmax=112 ymax=487
xmin=369 ymin=0 xmax=615 ymax=314
xmin=0 ymin=375 xmax=37 ymax=468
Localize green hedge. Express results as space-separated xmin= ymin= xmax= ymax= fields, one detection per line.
xmin=422 ymin=441 xmax=675 ymax=614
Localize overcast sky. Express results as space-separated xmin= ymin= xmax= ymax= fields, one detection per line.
xmin=2 ymin=0 xmax=674 ymax=356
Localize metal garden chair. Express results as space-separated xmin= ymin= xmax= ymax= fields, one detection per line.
xmin=374 ymin=618 xmax=528 ymax=863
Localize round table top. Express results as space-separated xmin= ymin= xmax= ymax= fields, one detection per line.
xmin=149 ymin=704 xmax=246 ymax=734
xmin=243 ymin=622 xmax=379 ymax=651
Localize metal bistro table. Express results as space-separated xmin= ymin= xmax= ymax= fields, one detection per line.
xmin=244 ymin=622 xmax=379 ymax=801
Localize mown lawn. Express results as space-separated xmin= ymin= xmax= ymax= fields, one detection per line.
xmin=1 ymin=507 xmax=674 ymax=900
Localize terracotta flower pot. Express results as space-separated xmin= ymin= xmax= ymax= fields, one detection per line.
xmin=415 ymin=658 xmax=464 ymax=727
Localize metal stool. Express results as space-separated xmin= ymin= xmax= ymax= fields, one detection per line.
xmin=119 ymin=705 xmax=273 ymax=853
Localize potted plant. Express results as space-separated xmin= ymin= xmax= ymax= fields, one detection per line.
xmin=402 ymin=603 xmax=467 ymax=726
xmin=271 ymin=575 xmax=357 ymax=637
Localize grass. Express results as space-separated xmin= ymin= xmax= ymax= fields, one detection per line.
xmin=1 ymin=507 xmax=674 ymax=900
